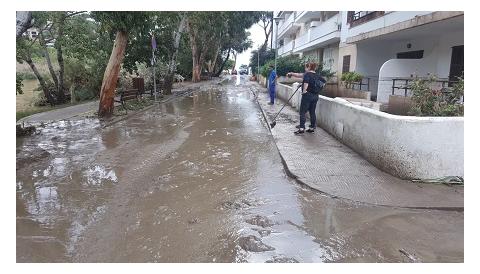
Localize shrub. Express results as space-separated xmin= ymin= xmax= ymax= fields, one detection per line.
xmin=260 ymin=55 xmax=303 ymax=78
xmin=72 ymin=87 xmax=95 ymax=102
xmin=408 ymin=74 xmax=464 ymax=117
xmin=32 ymin=90 xmax=48 ymax=107
xmin=133 ymin=62 xmax=169 ymax=91
xmin=65 ymin=59 xmax=90 ymax=87
xmin=32 ymin=80 xmax=56 ymax=106
xmin=16 ymin=71 xmax=37 ymax=80
xmin=260 ymin=55 xmax=336 ymax=80
xmin=64 ymin=58 xmax=105 ymax=101
xmin=341 ymin=72 xmax=362 ymax=88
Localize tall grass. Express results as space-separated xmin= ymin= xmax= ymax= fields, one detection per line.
xmin=16 ymin=60 xmax=57 ymax=80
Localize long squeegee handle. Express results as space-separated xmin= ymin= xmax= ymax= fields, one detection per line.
xmin=271 ymin=84 xmax=303 ymax=122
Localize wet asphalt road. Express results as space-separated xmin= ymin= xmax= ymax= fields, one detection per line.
xmin=16 ymin=76 xmax=463 ymax=262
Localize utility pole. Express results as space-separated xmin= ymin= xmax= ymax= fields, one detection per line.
xmin=273 ymin=16 xmax=281 ymax=74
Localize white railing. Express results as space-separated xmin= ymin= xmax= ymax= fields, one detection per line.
xmin=294 ymin=11 xmax=308 ymax=22
xmin=278 ymin=40 xmax=294 ymax=56
xmin=278 ymin=45 xmax=287 ymax=56
xmin=292 ymin=14 xmax=340 ymax=52
xmin=277 ymin=12 xmax=295 ymax=38
xmin=294 ymin=33 xmax=309 ymax=48
xmin=309 ymin=14 xmax=339 ymax=42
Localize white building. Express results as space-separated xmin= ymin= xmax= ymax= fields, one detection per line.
xmin=274 ymin=11 xmax=342 ymax=74
xmin=274 ymin=11 xmax=464 ymax=104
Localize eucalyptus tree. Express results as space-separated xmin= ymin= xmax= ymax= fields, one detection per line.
xmin=185 ymin=12 xmax=229 ymax=82
xmin=257 ymin=11 xmax=273 ymax=50
xmin=16 ymin=37 xmax=55 ymax=105
xmin=23 ymin=11 xmax=87 ymax=104
xmin=213 ymin=12 xmax=259 ymax=77
xmin=91 ymin=11 xmax=151 ymax=117
xmin=185 ymin=11 xmax=260 ymax=81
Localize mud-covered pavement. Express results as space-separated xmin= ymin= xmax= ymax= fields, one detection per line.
xmin=16 ymin=76 xmax=463 ymax=262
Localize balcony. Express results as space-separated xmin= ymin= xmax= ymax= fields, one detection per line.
xmin=294 ymin=33 xmax=308 ymax=49
xmin=293 ymin=13 xmax=341 ymax=53
xmin=278 ymin=40 xmax=294 ymax=56
xmin=295 ymin=11 xmax=324 ymax=23
xmin=277 ymin=12 xmax=300 ymax=39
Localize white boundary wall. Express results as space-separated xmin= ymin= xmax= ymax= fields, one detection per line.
xmin=274 ymin=85 xmax=464 ymax=179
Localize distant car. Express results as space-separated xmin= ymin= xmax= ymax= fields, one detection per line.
xmin=238 ymin=65 xmax=248 ymax=75
xmin=231 ymin=70 xmax=237 ymax=75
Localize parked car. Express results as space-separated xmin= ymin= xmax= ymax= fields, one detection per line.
xmin=231 ymin=70 xmax=237 ymax=75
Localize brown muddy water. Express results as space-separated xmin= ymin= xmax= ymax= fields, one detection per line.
xmin=16 ymin=77 xmax=463 ymax=262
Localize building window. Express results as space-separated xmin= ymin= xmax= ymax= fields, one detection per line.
xmin=342 ymin=55 xmax=351 ymax=73
xmin=396 ymin=50 xmax=424 ymax=59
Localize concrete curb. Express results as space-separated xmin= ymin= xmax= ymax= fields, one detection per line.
xmin=248 ymin=84 xmax=463 ymax=211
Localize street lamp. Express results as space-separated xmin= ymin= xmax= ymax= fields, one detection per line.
xmin=273 ymin=16 xmax=282 ymax=74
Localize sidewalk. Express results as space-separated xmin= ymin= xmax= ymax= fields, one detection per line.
xmin=250 ymin=83 xmax=463 ymax=209
xmin=17 ymin=100 xmax=100 ymax=124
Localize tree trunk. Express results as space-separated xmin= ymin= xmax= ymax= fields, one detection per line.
xmin=192 ymin=58 xmax=202 ymax=83
xmin=98 ymin=31 xmax=128 ymax=117
xmin=16 ymin=11 xmax=32 ymax=38
xmin=165 ymin=14 xmax=186 ymax=95
xmin=187 ymin=21 xmax=202 ymax=83
xmin=55 ymin=13 xmax=67 ymax=104
xmin=39 ymin=32 xmax=59 ymax=93
xmin=190 ymin=44 xmax=205 ymax=83
xmin=207 ymin=43 xmax=221 ymax=77
xmin=25 ymin=57 xmax=55 ymax=106
xmin=214 ymin=48 xmax=230 ymax=77
xmin=232 ymin=51 xmax=237 ymax=72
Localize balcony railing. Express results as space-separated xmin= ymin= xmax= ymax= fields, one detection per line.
xmin=390 ymin=78 xmax=462 ymax=102
xmin=347 ymin=11 xmax=385 ymax=27
xmin=295 ymin=11 xmax=307 ymax=22
xmin=293 ymin=14 xmax=340 ymax=52
xmin=294 ymin=34 xmax=308 ymax=48
xmin=310 ymin=15 xmax=339 ymax=41
xmin=352 ymin=11 xmax=375 ymax=21
xmin=278 ymin=40 xmax=294 ymax=56
xmin=277 ymin=12 xmax=295 ymax=38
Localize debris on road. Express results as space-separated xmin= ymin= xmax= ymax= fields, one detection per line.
xmin=238 ymin=235 xmax=275 ymax=252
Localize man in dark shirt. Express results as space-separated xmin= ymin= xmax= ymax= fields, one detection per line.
xmin=287 ymin=62 xmax=325 ymax=134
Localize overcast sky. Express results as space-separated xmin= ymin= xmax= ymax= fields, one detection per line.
xmin=235 ymin=23 xmax=267 ymax=70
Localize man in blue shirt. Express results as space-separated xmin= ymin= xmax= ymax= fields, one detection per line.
xmin=267 ymin=65 xmax=277 ymax=105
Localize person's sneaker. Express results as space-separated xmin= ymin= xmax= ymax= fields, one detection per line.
xmin=306 ymin=128 xmax=315 ymax=133
xmin=294 ymin=128 xmax=305 ymax=135
xmin=296 ymin=124 xmax=314 ymax=129
xmin=268 ymin=102 xmax=274 ymax=105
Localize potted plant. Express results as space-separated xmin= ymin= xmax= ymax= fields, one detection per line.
xmin=341 ymin=71 xmax=362 ymax=89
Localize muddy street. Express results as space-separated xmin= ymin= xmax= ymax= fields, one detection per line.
xmin=16 ymin=76 xmax=463 ymax=262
